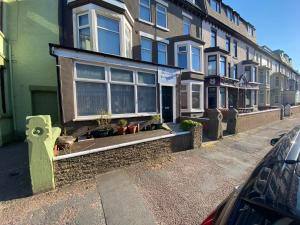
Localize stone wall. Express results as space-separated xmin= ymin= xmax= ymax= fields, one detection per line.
xmin=54 ymin=129 xmax=202 ymax=187
xmin=237 ymin=109 xmax=281 ymax=133
xmin=291 ymin=105 xmax=300 ymax=115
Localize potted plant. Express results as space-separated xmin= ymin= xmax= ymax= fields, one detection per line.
xmin=91 ymin=111 xmax=112 ymax=138
xmin=128 ymin=124 xmax=138 ymax=134
xmin=118 ymin=119 xmax=128 ymax=135
xmin=151 ymin=115 xmax=163 ymax=130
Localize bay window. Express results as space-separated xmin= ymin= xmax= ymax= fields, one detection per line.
xmin=77 ymin=14 xmax=91 ymax=50
xmin=74 ymin=5 xmax=132 ymax=58
xmin=74 ymin=63 xmax=157 ymax=117
xmin=140 ymin=0 xmax=151 ymax=22
xmin=156 ymin=4 xmax=167 ymax=29
xmin=175 ymin=42 xmax=203 ymax=73
xmin=208 ymin=55 xmax=217 ymax=76
xmin=158 ymin=42 xmax=168 ymax=65
xmin=181 ymin=81 xmax=204 ymax=112
xmin=141 ymin=37 xmax=152 ymax=62
xmin=245 ymin=66 xmax=251 ymax=81
xmin=233 ymin=64 xmax=238 ymax=79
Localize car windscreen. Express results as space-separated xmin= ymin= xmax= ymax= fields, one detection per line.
xmin=229 ymin=199 xmax=299 ymax=225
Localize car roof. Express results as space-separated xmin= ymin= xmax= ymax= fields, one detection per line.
xmin=241 ymin=126 xmax=300 ymax=219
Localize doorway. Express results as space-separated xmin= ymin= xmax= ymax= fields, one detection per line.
xmin=162 ymin=86 xmax=173 ymax=123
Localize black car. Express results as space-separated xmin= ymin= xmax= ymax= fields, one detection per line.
xmin=201 ymin=126 xmax=300 ymax=225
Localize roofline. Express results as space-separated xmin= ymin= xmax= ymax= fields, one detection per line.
xmin=49 ymin=43 xmax=183 ymax=70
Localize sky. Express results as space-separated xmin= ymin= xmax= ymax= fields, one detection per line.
xmin=223 ymin=0 xmax=300 ymax=71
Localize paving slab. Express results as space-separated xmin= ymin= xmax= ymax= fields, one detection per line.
xmin=96 ymin=170 xmax=157 ymax=225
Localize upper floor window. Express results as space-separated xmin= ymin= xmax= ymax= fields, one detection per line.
xmin=233 ymin=40 xmax=238 ymax=57
xmin=140 ymin=0 xmax=151 ymax=22
xmin=75 ymin=6 xmax=132 ymax=58
xmin=156 ymin=4 xmax=167 ymax=29
xmin=252 ymin=67 xmax=257 ymax=82
xmin=183 ymin=17 xmax=191 ymax=35
xmin=247 ymin=25 xmax=254 ymax=36
xmin=246 ymin=47 xmax=249 ymax=60
xmin=141 ymin=37 xmax=152 ymax=62
xmin=175 ymin=42 xmax=203 ymax=73
xmin=208 ymin=55 xmax=217 ymax=76
xmin=78 ymin=14 xmax=91 ymax=50
xmin=157 ymin=42 xmax=167 ymax=65
xmin=232 ymin=14 xmax=239 ymax=26
xmin=226 ymin=8 xmax=232 ymax=20
xmin=225 ymin=36 xmax=230 ymax=52
xmin=210 ymin=0 xmax=220 ymax=13
xmin=245 ymin=66 xmax=251 ymax=81
xmin=220 ymin=56 xmax=226 ymax=77
xmin=97 ymin=15 xmax=120 ymax=56
xmin=233 ymin=64 xmax=238 ymax=79
xmin=211 ymin=29 xmax=217 ymax=47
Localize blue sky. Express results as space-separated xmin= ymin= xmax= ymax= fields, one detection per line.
xmin=223 ymin=0 xmax=300 ymax=71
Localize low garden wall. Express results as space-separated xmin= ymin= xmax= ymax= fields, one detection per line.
xmin=54 ymin=127 xmax=202 ymax=187
xmin=291 ymin=105 xmax=300 ymax=115
xmin=237 ymin=108 xmax=281 ymax=133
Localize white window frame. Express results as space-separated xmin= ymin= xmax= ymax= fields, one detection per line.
xmin=183 ymin=16 xmax=191 ymax=35
xmin=73 ymin=61 xmax=158 ymax=120
xmin=157 ymin=42 xmax=168 ymax=65
xmin=156 ymin=3 xmax=168 ymax=30
xmin=139 ymin=0 xmax=152 ymax=24
xmin=141 ymin=36 xmax=153 ymax=62
xmin=175 ymin=41 xmax=204 ymax=74
xmin=180 ymin=80 xmax=204 ymax=113
xmin=77 ymin=13 xmax=92 ymax=50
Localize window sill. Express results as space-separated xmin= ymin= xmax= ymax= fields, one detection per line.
xmin=74 ymin=113 xmax=159 ymax=121
xmin=156 ymin=25 xmax=170 ymax=32
xmin=138 ymin=18 xmax=154 ymax=26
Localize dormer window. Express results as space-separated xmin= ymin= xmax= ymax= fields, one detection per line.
xmin=73 ymin=4 xmax=132 ymax=58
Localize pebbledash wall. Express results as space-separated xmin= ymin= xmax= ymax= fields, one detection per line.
xmin=53 ymin=127 xmax=202 ymax=187
xmin=237 ymin=108 xmax=281 ymax=133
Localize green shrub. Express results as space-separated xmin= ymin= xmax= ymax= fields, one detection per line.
xmin=118 ymin=119 xmax=128 ymax=128
xmin=180 ymin=120 xmax=201 ymax=131
xmin=151 ymin=115 xmax=161 ymax=123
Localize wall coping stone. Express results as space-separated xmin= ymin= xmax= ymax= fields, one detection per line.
xmin=54 ymin=131 xmax=190 ymax=161
xmin=240 ymin=108 xmax=280 ymax=117
xmin=291 ymin=105 xmax=300 ymax=109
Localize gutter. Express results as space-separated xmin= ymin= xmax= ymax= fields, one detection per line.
xmin=8 ymin=42 xmax=17 ymax=132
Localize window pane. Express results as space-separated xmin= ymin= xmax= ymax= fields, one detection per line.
xmin=98 ymin=16 xmax=119 ymax=32
xmin=111 ymin=84 xmax=135 ymax=114
xmin=158 ymin=42 xmax=167 ymax=65
xmin=157 ymin=5 xmax=167 ymax=28
xmin=79 ymin=28 xmax=91 ymax=50
xmin=98 ymin=29 xmax=120 ymax=55
xmin=79 ymin=14 xmax=89 ymax=27
xmin=138 ymin=72 xmax=156 ymax=84
xmin=76 ymin=82 xmax=107 ymax=116
xmin=181 ymin=92 xmax=188 ymax=109
xmin=211 ymin=30 xmax=216 ymax=47
xmin=208 ymin=55 xmax=217 ymax=76
xmin=138 ymin=86 xmax=156 ymax=112
xmin=141 ymin=37 xmax=152 ymax=62
xmin=192 ymin=92 xmax=200 ymax=109
xmin=111 ymin=68 xmax=133 ymax=82
xmin=183 ymin=17 xmax=190 ymax=35
xmin=192 ymin=84 xmax=200 ymax=92
xmin=192 ymin=47 xmax=201 ymax=71
xmin=97 ymin=16 xmax=120 ymax=55
xmin=76 ymin=64 xmax=105 ymax=80
xmin=140 ymin=0 xmax=151 ymax=22
xmin=220 ymin=56 xmax=226 ymax=77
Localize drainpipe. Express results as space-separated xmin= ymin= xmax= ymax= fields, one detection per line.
xmin=8 ymin=42 xmax=17 ymax=132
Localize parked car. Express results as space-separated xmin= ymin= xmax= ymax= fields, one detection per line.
xmin=201 ymin=126 xmax=300 ymax=225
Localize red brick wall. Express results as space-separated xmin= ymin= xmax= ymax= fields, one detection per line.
xmin=238 ymin=109 xmax=281 ymax=133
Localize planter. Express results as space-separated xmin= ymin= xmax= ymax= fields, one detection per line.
xmin=91 ymin=129 xmax=110 ymax=138
xmin=128 ymin=126 xmax=137 ymax=134
xmin=118 ymin=127 xmax=127 ymax=135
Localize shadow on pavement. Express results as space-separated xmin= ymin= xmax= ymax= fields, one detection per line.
xmin=0 ymin=142 xmax=32 ymax=201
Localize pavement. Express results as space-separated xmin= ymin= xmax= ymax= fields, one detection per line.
xmin=0 ymin=115 xmax=300 ymax=225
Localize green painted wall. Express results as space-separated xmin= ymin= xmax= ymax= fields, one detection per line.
xmin=6 ymin=0 xmax=60 ymax=140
